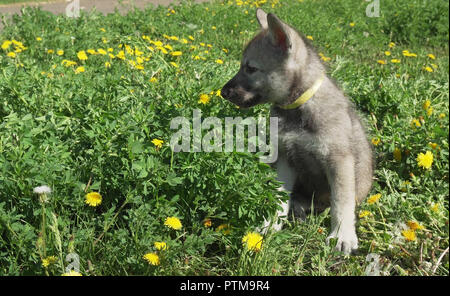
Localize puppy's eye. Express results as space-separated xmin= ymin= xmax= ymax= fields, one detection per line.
xmin=245 ymin=63 xmax=258 ymax=74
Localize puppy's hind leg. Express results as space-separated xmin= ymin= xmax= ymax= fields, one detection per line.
xmin=261 ymin=156 xmax=297 ymax=233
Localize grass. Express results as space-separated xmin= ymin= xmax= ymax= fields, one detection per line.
xmin=0 ymin=0 xmax=50 ymax=5
xmin=0 ymin=0 xmax=448 ymax=276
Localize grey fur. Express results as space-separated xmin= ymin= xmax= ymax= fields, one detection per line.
xmin=221 ymin=9 xmax=374 ymax=254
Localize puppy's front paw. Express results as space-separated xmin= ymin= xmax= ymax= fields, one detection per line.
xmin=259 ymin=219 xmax=283 ymax=235
xmin=326 ymin=228 xmax=358 ymax=255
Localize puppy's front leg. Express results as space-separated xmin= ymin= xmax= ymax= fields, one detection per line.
xmin=326 ymin=154 xmax=358 ymax=254
xmin=261 ymin=156 xmax=296 ymax=233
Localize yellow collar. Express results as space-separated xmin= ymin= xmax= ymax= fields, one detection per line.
xmin=278 ymin=73 xmax=325 ymax=110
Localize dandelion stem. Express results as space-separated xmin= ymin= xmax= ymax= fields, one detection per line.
xmin=93 ymin=197 xmax=129 ymax=247
xmin=376 ymin=204 xmax=387 ymax=232
xmin=41 ymin=203 xmax=46 ymax=258
xmin=432 ymin=247 xmax=449 ymax=274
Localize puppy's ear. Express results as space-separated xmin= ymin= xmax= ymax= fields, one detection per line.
xmin=256 ymin=8 xmax=268 ymax=29
xmin=267 ymin=13 xmax=291 ymax=52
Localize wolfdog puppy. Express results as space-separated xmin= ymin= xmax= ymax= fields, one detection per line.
xmin=221 ymin=9 xmax=374 ymax=254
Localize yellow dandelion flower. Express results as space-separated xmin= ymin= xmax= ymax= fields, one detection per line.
xmin=306 ymin=35 xmax=313 ymax=40
xmin=36 ymin=37 xmax=42 ymax=41
xmin=430 ymin=203 xmax=439 ymax=213
xmin=424 ymin=66 xmax=433 ymax=73
xmin=56 ymin=49 xmax=64 ymax=56
xmin=149 ymin=77 xmax=158 ymax=83
xmin=389 ymin=42 xmax=395 ymax=48
xmin=116 ymin=51 xmax=125 ymax=60
xmin=349 ymin=22 xmax=355 ymax=27
xmin=1 ymin=40 xmax=12 ymax=50
xmin=401 ymin=229 xmax=416 ymax=242
xmin=215 ymin=59 xmax=224 ymax=64
xmin=105 ymin=62 xmax=111 ymax=68
xmin=426 ymin=106 xmax=433 ymax=116
xmin=439 ymin=113 xmax=446 ymax=119
xmin=169 ymin=61 xmax=178 ymax=68
xmin=100 ymin=28 xmax=106 ymax=32
xmin=154 ymin=241 xmax=167 ymax=251
xmin=407 ymin=221 xmax=424 ymax=231
xmin=216 ymin=224 xmax=231 ymax=235
xmin=7 ymin=52 xmax=16 ymax=58
xmin=203 ymin=218 xmax=212 ymax=228
xmin=393 ymin=148 xmax=402 ymax=162
xmin=377 ymin=60 xmax=386 ymax=65
xmin=42 ymin=256 xmax=57 ymax=268
xmin=75 ymin=66 xmax=85 ymax=74
xmin=164 ymin=216 xmax=182 ymax=230
xmin=371 ymin=138 xmax=381 ymax=146
xmin=431 ymin=63 xmax=438 ymax=69
xmin=151 ymin=138 xmax=164 ymax=148
xmin=359 ymin=210 xmax=372 ymax=218
xmin=62 ymin=270 xmax=82 ymax=276
xmin=411 ymin=119 xmax=421 ymax=128
xmin=242 ymin=232 xmax=263 ymax=252
xmin=77 ymin=50 xmax=88 ymax=61
xmin=47 ymin=49 xmax=54 ymax=54
xmin=124 ymin=45 xmax=133 ymax=55
xmin=181 ymin=38 xmax=188 ymax=44
xmin=212 ymin=26 xmax=216 ymax=30
xmin=428 ymin=142 xmax=438 ymax=150
xmin=97 ymin=48 xmax=107 ymax=55
xmin=391 ymin=59 xmax=401 ymax=64
xmin=85 ymin=192 xmax=102 ymax=207
xmin=416 ymin=151 xmax=433 ymax=170
xmin=170 ymin=51 xmax=182 ymax=56
xmin=198 ymin=94 xmax=211 ymax=105
xmin=62 ymin=60 xmax=77 ymax=67
xmin=134 ymin=47 xmax=144 ymax=57
xmin=143 ymin=253 xmax=160 ymax=265
xmin=367 ymin=193 xmax=381 ymax=205
xmin=222 ymin=48 xmax=229 ymax=53
xmin=422 ymin=100 xmax=431 ymax=110
xmin=384 ymin=51 xmax=391 ymax=56
xmin=188 ymin=35 xmax=195 ymax=41
xmin=402 ymin=50 xmax=417 ymax=57
xmin=427 ymin=53 xmax=436 ymax=60
xmin=216 ymin=89 xmax=222 ymax=97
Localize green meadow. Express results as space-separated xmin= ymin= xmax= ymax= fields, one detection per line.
xmin=0 ymin=0 xmax=448 ymax=275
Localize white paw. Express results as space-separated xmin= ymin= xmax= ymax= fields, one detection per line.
xmin=326 ymin=227 xmax=358 ymax=255
xmin=259 ymin=219 xmax=283 ymax=235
